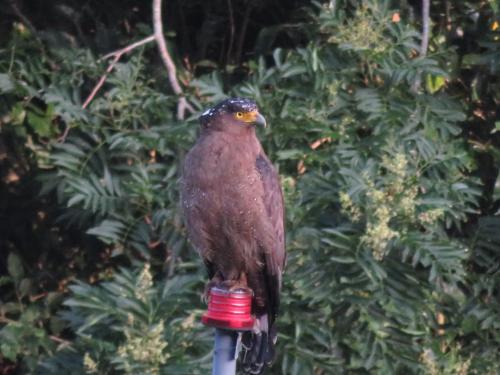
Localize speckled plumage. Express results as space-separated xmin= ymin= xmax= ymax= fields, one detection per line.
xmin=199 ymin=97 xmax=259 ymax=126
xmin=181 ymin=98 xmax=285 ymax=374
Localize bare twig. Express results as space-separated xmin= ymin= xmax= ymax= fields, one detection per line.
xmin=152 ymin=0 xmax=194 ymax=120
xmin=57 ymin=35 xmax=156 ymax=141
xmin=58 ymin=123 xmax=72 ymax=143
xmin=101 ymin=35 xmax=156 ymax=60
xmin=444 ymin=0 xmax=452 ymax=31
xmin=82 ymin=54 xmax=120 ymax=110
xmin=49 ymin=335 xmax=72 ymax=346
xmin=82 ymin=35 xmax=156 ymax=110
xmin=236 ymin=3 xmax=253 ymax=64
xmin=8 ymin=0 xmax=39 ymax=41
xmin=226 ymin=0 xmax=235 ymax=65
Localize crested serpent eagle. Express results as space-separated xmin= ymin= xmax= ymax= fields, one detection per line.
xmin=181 ymin=97 xmax=286 ymax=374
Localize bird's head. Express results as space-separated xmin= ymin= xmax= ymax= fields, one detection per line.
xmin=199 ymin=97 xmax=267 ymax=133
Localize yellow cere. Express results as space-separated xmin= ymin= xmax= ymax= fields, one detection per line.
xmin=235 ymin=110 xmax=259 ymax=123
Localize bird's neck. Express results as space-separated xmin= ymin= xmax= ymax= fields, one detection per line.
xmin=201 ymin=127 xmax=262 ymax=158
xmin=203 ymin=124 xmax=256 ymax=138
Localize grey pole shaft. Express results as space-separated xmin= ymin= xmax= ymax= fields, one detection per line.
xmin=212 ymin=328 xmax=238 ymax=375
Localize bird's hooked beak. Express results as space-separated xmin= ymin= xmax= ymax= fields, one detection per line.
xmin=237 ymin=110 xmax=267 ymax=128
xmin=253 ymin=112 xmax=267 ymax=128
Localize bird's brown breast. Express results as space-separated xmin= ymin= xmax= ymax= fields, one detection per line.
xmin=181 ymin=131 xmax=267 ymax=277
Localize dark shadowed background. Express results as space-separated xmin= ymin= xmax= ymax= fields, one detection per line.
xmin=0 ymin=0 xmax=499 ymax=373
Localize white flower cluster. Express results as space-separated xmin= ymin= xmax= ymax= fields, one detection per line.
xmin=136 ymin=263 xmax=153 ymax=302
xmin=117 ymin=321 xmax=169 ymax=374
xmin=83 ymin=352 xmax=98 ymax=374
xmin=327 ymin=6 xmax=390 ymax=53
xmin=339 ymin=152 xmax=446 ymax=261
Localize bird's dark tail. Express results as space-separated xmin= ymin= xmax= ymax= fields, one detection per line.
xmin=241 ymin=314 xmax=277 ymax=374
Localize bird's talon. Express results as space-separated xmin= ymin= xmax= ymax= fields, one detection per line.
xmin=203 ymin=279 xmax=222 ymax=303
xmin=218 ymin=280 xmax=252 ymax=294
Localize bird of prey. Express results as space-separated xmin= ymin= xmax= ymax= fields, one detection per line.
xmin=181 ymin=97 xmax=286 ymax=373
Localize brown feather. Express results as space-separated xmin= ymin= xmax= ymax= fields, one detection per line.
xmin=181 ymin=98 xmax=285 ymax=373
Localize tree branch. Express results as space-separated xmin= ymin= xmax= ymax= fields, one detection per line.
xmin=101 ymin=35 xmax=156 ymax=60
xmin=57 ymin=35 xmax=156 ymax=141
xmin=225 ymin=0 xmax=235 ymax=65
xmin=81 ymin=35 xmax=156 ymax=111
xmin=82 ymin=54 xmax=119 ymax=110
xmin=8 ymin=0 xmax=40 ymax=42
xmin=412 ymin=0 xmax=431 ymax=92
xmin=152 ymin=0 xmax=194 ymax=120
xmin=49 ymin=335 xmax=72 ymax=346
xmin=419 ymin=0 xmax=430 ymax=58
xmin=236 ymin=2 xmax=253 ymax=65
xmin=69 ymin=0 xmax=193 ymax=142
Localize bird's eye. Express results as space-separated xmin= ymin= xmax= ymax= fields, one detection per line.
xmin=236 ymin=112 xmax=243 ymax=119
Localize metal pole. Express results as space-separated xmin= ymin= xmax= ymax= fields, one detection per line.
xmin=212 ymin=328 xmax=238 ymax=375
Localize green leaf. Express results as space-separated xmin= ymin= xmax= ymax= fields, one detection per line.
xmin=18 ymin=279 xmax=32 ymax=298
xmin=7 ymin=253 xmax=24 ymax=282
xmin=461 ymin=53 xmax=482 ymax=67
xmin=86 ymin=220 xmax=126 ymax=243
xmin=0 ymin=276 xmax=12 ymax=287
xmin=425 ymin=74 xmax=446 ymax=94
xmin=0 ymin=73 xmax=14 ymax=93
xmin=276 ymin=149 xmax=303 ymax=160
xmin=27 ymin=111 xmax=53 ymax=137
xmin=1 ymin=341 xmax=20 ymax=361
xmin=491 ymin=121 xmax=500 ymax=134
xmin=1 ymin=302 xmax=21 ymax=314
xmin=10 ymin=102 xmax=26 ymax=125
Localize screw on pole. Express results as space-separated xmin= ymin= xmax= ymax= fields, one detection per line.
xmin=202 ymin=287 xmax=255 ymax=375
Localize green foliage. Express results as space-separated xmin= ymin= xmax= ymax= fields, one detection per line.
xmin=0 ymin=253 xmax=61 ymax=372
xmin=1 ymin=0 xmax=500 ymax=374
xmin=40 ymin=264 xmax=211 ymax=374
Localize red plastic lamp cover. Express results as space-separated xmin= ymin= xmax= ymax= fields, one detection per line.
xmin=202 ymin=287 xmax=255 ymax=331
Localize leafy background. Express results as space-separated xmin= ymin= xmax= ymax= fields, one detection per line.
xmin=0 ymin=0 xmax=499 ymax=373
